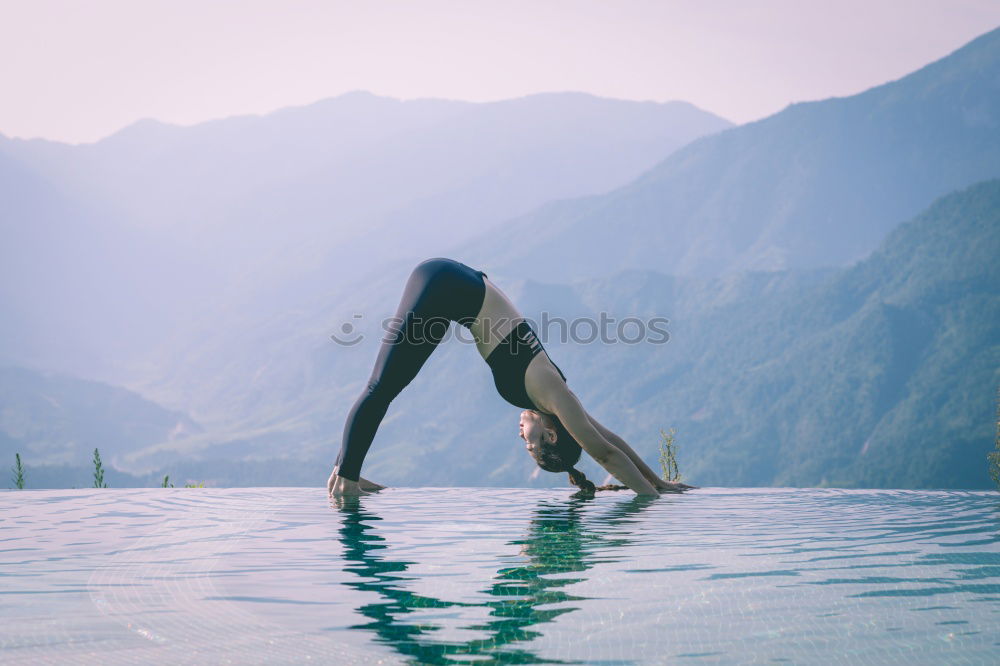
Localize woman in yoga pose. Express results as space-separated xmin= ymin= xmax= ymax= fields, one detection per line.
xmin=328 ymin=257 xmax=694 ymax=497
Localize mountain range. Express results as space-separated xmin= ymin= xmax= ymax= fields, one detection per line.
xmin=461 ymin=26 xmax=1000 ymax=281
xmin=2 ymin=28 xmax=998 ymax=489
xmin=0 ymin=92 xmax=730 ymax=381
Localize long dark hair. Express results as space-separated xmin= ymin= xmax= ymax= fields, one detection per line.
xmin=527 ymin=413 xmax=627 ymax=496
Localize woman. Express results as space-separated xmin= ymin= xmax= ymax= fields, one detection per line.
xmin=328 ymin=257 xmax=695 ymax=497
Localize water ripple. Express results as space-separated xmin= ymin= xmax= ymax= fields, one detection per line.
xmin=0 ymin=487 xmax=997 ymax=664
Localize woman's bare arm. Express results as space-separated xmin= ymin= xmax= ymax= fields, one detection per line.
xmin=586 ymin=414 xmax=664 ymax=486
xmin=537 ymin=381 xmax=658 ymax=496
xmin=587 ymin=414 xmax=696 ymax=491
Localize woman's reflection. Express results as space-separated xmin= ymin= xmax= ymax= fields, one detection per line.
xmin=331 ymin=495 xmax=656 ymax=664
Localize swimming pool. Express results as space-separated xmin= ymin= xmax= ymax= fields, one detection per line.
xmin=2 ymin=487 xmax=998 ymax=664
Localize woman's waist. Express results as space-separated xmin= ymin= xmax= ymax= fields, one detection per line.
xmin=474 ymin=315 xmax=528 ymax=360
xmin=482 ymin=320 xmax=542 ymax=363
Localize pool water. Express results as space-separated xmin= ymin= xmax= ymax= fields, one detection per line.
xmin=2 ymin=487 xmax=999 ymax=664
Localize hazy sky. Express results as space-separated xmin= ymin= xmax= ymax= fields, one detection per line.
xmin=3 ymin=0 xmax=999 ymax=144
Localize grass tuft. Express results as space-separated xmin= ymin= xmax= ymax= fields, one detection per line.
xmin=92 ymin=448 xmax=108 ymax=488
xmin=658 ymin=427 xmax=682 ymax=482
xmin=989 ymin=387 xmax=1000 ymax=491
xmin=11 ymin=453 xmax=25 ymax=490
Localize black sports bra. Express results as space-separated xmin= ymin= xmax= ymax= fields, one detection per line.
xmin=485 ymin=320 xmax=567 ymax=410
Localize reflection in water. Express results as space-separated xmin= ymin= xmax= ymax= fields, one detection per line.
xmin=6 ymin=489 xmax=998 ymax=663
xmin=332 ymin=495 xmax=657 ymax=664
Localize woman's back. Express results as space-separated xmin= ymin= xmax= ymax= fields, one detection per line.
xmin=469 ymin=277 xmax=525 ymax=360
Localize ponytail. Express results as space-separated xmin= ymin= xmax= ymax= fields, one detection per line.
xmin=567 ymin=466 xmax=629 ymax=495
xmin=566 ymin=466 xmax=596 ymax=494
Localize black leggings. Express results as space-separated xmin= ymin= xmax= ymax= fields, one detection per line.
xmin=335 ymin=258 xmax=487 ymax=481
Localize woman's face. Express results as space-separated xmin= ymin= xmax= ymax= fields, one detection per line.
xmin=518 ymin=410 xmax=554 ymax=453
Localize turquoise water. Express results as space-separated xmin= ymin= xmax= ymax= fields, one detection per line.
xmin=1 ymin=488 xmax=999 ymax=664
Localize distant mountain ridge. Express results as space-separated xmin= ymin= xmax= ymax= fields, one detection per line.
xmin=0 ymin=366 xmax=201 ymax=468
xmin=461 ymin=26 xmax=1000 ymax=281
xmin=678 ymin=179 xmax=1000 ymax=487
xmin=0 ymin=90 xmax=731 ymax=381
